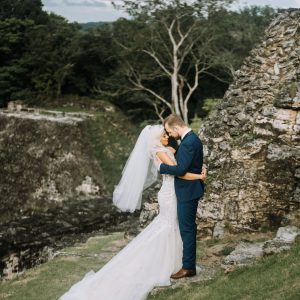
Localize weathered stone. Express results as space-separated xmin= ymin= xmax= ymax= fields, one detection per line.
xmin=263 ymin=225 xmax=300 ymax=254
xmin=198 ymin=10 xmax=300 ymax=237
xmin=262 ymin=239 xmax=292 ymax=254
xmin=223 ymin=241 xmax=264 ymax=265
xmin=275 ymin=225 xmax=300 ymax=242
xmin=267 ymin=143 xmax=296 ymax=161
xmin=75 ymin=176 xmax=100 ymax=197
xmin=213 ymin=222 xmax=226 ymax=238
xmin=0 ymin=108 xmax=135 ymax=278
xmin=283 ymin=210 xmax=300 ymax=227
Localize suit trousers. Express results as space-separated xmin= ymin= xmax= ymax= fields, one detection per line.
xmin=177 ymin=197 xmax=199 ymax=270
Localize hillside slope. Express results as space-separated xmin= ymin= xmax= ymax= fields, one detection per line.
xmin=0 ymin=98 xmax=139 ymax=278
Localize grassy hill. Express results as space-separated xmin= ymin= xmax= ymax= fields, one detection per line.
xmin=1 ymin=231 xmax=299 ymax=300
xmin=149 ymin=238 xmax=300 ymax=300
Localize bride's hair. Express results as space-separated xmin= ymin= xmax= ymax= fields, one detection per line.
xmin=167 ymin=136 xmax=179 ymax=151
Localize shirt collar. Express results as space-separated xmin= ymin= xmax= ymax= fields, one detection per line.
xmin=181 ymin=128 xmax=192 ymax=140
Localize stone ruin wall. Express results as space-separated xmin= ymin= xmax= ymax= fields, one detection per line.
xmin=0 ymin=108 xmax=130 ymax=277
xmin=198 ymin=9 xmax=300 ymax=238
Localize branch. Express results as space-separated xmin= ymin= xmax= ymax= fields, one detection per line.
xmin=202 ymin=70 xmax=231 ymax=84
xmin=176 ymin=20 xmax=197 ymax=50
xmin=177 ymin=27 xmax=213 ymax=69
xmin=156 ymin=29 xmax=173 ymax=60
xmin=184 ymin=63 xmax=199 ymax=106
xmin=94 ymin=86 xmax=123 ymax=97
xmin=112 ymin=37 xmax=130 ymax=51
xmin=142 ymin=50 xmax=172 ymax=77
xmin=178 ymin=74 xmax=185 ymax=114
xmin=164 ymin=19 xmax=177 ymax=51
xmin=153 ymin=102 xmax=167 ymax=122
xmin=177 ymin=39 xmax=196 ymax=69
xmin=176 ymin=19 xmax=184 ymax=40
xmin=127 ymin=74 xmax=172 ymax=111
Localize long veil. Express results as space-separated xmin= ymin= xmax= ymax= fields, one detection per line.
xmin=112 ymin=125 xmax=164 ymax=212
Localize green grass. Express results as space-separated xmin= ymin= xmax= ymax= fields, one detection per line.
xmin=85 ymin=110 xmax=138 ymax=192
xmin=0 ymin=232 xmax=124 ymax=300
xmin=149 ymin=237 xmax=300 ymax=300
xmin=1 ymin=233 xmax=299 ymax=300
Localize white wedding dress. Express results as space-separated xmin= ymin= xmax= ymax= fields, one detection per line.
xmin=59 ymin=148 xmax=183 ymax=300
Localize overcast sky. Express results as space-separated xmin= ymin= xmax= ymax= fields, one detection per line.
xmin=41 ymin=0 xmax=300 ymax=23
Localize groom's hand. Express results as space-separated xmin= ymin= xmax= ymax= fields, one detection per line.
xmin=201 ymin=166 xmax=207 ymax=181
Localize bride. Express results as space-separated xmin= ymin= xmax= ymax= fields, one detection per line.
xmin=59 ymin=125 xmax=206 ymax=300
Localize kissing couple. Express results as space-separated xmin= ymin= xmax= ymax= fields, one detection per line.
xmin=59 ymin=114 xmax=207 ymax=300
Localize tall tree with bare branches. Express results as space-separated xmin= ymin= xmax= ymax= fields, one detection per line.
xmin=96 ymin=0 xmax=234 ymax=122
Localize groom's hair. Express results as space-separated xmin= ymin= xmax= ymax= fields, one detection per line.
xmin=163 ymin=114 xmax=186 ymax=128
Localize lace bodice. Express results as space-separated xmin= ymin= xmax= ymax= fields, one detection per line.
xmin=161 ymin=147 xmax=176 ymax=182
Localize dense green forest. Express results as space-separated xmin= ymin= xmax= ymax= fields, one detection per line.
xmin=80 ymin=21 xmax=110 ymax=31
xmin=0 ymin=0 xmax=278 ymax=121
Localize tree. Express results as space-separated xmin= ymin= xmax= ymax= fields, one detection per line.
xmin=207 ymin=5 xmax=277 ymax=72
xmin=0 ymin=0 xmax=48 ymax=24
xmin=25 ymin=13 xmax=80 ymax=99
xmin=65 ymin=25 xmax=119 ymax=96
xmin=96 ymin=0 xmax=234 ymax=122
xmin=0 ymin=11 xmax=80 ymax=105
xmin=0 ymin=18 xmax=35 ymax=106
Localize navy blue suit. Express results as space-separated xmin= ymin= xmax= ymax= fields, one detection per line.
xmin=160 ymin=131 xmax=204 ymax=269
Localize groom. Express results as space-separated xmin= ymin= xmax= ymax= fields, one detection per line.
xmin=159 ymin=114 xmax=205 ymax=279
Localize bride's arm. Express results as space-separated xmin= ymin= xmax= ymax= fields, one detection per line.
xmin=156 ymin=151 xmax=207 ymax=181
xmin=156 ymin=151 xmax=176 ymax=166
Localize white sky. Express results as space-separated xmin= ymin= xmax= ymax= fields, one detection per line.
xmin=41 ymin=0 xmax=300 ymax=23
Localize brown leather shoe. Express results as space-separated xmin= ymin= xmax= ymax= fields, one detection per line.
xmin=170 ymin=268 xmax=196 ymax=279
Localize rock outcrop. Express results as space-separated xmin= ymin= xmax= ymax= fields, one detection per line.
xmin=0 ymin=109 xmax=104 ymax=220
xmin=0 ymin=108 xmax=131 ymax=277
xmin=222 ymin=225 xmax=300 ymax=269
xmin=198 ymin=9 xmax=300 ymax=237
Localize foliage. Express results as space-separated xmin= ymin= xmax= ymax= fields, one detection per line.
xmin=0 ymin=0 xmax=278 ymax=122
xmin=85 ymin=110 xmax=139 ymax=192
xmin=0 ymin=18 xmax=35 ymax=105
xmin=207 ymin=5 xmax=278 ymax=71
xmin=100 ymin=0 xmax=236 ymax=122
xmin=79 ymin=21 xmax=110 ymax=31
xmin=0 ymin=0 xmax=48 ymax=23
xmin=25 ymin=14 xmax=80 ymax=100
xmin=190 ymin=115 xmax=202 ymax=132
xmin=0 ymin=2 xmax=80 ymax=106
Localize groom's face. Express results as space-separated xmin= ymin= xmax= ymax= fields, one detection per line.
xmin=165 ymin=123 xmax=180 ymax=140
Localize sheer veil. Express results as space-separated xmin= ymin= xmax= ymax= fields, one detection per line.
xmin=112 ymin=125 xmax=164 ymax=212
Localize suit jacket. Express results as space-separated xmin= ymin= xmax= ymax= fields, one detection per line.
xmin=160 ymin=131 xmax=204 ymax=201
